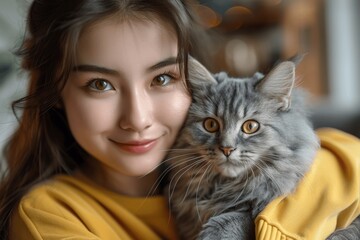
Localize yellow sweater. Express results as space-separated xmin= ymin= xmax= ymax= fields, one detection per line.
xmin=10 ymin=128 xmax=360 ymax=239
xmin=256 ymin=128 xmax=360 ymax=239
xmin=10 ymin=175 xmax=179 ymax=240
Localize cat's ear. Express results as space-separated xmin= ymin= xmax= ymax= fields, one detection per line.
xmin=256 ymin=61 xmax=295 ymax=111
xmin=188 ymin=56 xmax=217 ymax=89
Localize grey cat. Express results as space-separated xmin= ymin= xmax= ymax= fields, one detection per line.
xmin=166 ymin=57 xmax=360 ymax=240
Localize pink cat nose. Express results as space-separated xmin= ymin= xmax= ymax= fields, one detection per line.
xmin=219 ymin=146 xmax=236 ymax=157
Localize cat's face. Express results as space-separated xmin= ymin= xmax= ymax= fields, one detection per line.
xmin=197 ymin=116 xmax=264 ymax=178
xmin=184 ymin=78 xmax=281 ymax=178
xmin=180 ymin=58 xmax=299 ymax=178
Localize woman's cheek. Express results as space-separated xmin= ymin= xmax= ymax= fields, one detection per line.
xmin=66 ymin=95 xmax=119 ymax=134
xmin=157 ymin=91 xmax=191 ymax=126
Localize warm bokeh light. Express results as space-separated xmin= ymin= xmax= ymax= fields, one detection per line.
xmin=225 ymin=39 xmax=258 ymax=76
xmin=194 ymin=4 xmax=222 ymax=28
xmin=263 ymin=0 xmax=282 ymax=6
xmin=223 ymin=6 xmax=253 ymax=31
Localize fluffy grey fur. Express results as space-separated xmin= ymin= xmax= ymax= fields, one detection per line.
xmin=166 ymin=57 xmax=329 ymax=240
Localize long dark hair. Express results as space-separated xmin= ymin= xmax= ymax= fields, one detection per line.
xmin=0 ymin=0 xmax=201 ymax=237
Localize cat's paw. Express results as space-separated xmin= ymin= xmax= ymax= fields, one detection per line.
xmin=326 ymin=236 xmax=351 ymax=240
xmin=197 ymin=212 xmax=254 ymax=240
xmin=327 ymin=216 xmax=360 ymax=240
xmin=326 ymin=227 xmax=360 ymax=240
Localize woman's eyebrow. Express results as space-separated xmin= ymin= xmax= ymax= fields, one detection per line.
xmin=147 ymin=57 xmax=178 ymax=72
xmin=73 ymin=65 xmax=119 ymax=76
xmin=72 ymin=57 xmax=178 ymax=75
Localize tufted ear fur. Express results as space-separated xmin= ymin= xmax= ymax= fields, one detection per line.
xmin=256 ymin=61 xmax=295 ymax=111
xmin=188 ymin=56 xmax=217 ymax=90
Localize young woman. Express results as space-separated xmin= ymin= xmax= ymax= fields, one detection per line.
xmin=0 ymin=0 xmax=359 ymax=239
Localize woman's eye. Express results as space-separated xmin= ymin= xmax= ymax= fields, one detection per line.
xmin=241 ymin=120 xmax=260 ymax=134
xmin=152 ymin=74 xmax=173 ymax=86
xmin=87 ymin=79 xmax=114 ymax=91
xmin=203 ymin=117 xmax=220 ymax=133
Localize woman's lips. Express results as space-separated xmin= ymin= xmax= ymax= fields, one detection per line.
xmin=113 ymin=139 xmax=157 ymax=154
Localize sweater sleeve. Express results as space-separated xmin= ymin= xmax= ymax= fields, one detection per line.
xmin=8 ymin=175 xmax=170 ymax=240
xmin=255 ymin=128 xmax=360 ymax=240
xmin=10 ymin=199 xmax=101 ymax=240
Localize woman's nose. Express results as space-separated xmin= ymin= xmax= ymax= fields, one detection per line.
xmin=119 ymin=89 xmax=153 ymax=132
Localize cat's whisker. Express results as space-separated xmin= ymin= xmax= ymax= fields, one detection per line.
xmin=166 ymin=157 xmax=204 ymax=191
xmin=180 ymin=160 xmax=209 ymax=205
xmin=139 ymin=151 xmax=198 ymax=178
xmin=217 ymin=168 xmax=252 ymax=216
xmin=159 ymin=147 xmax=209 ymax=153
xmin=160 ymin=152 xmax=200 ymax=167
xmin=168 ymin=157 xmax=204 ymax=200
xmin=148 ymin=167 xmax=171 ymax=196
xmin=146 ymin=156 xmax=201 ymax=198
xmin=248 ymin=164 xmax=259 ymax=196
xmin=224 ymin=169 xmax=251 ymax=212
xmin=167 ymin=159 xmax=205 ymax=209
xmin=253 ymin=161 xmax=282 ymax=193
xmin=195 ymin=163 xmax=212 ymax=224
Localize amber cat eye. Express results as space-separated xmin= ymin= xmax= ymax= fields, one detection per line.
xmin=242 ymin=120 xmax=260 ymax=134
xmin=203 ymin=118 xmax=220 ymax=133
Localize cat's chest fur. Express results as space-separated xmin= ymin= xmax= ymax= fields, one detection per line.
xmin=170 ymin=153 xmax=300 ymax=223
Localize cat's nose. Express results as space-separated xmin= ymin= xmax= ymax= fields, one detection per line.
xmin=219 ymin=146 xmax=236 ymax=157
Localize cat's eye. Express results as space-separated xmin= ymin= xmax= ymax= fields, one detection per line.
xmin=242 ymin=120 xmax=260 ymax=134
xmin=203 ymin=118 xmax=220 ymax=133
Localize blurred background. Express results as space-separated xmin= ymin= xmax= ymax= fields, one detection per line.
xmin=0 ymin=0 xmax=359 ymax=164
xmin=191 ymin=0 xmax=360 ymax=138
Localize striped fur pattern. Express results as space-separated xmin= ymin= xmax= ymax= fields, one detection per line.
xmin=166 ymin=58 xmax=319 ymax=240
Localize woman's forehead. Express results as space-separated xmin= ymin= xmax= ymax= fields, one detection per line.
xmin=75 ymin=16 xmax=179 ymax=75
xmin=83 ymin=12 xmax=176 ymax=37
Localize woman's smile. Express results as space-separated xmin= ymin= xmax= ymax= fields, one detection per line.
xmin=111 ymin=138 xmax=158 ymax=154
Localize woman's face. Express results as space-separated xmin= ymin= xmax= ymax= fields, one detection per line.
xmin=62 ymin=17 xmax=191 ymax=196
